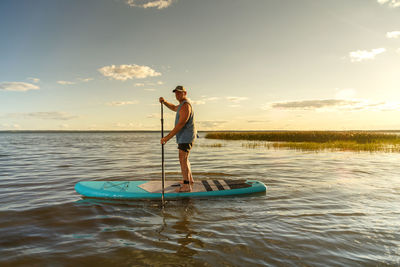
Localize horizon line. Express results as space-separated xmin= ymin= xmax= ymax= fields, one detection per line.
xmin=1 ymin=129 xmax=400 ymax=133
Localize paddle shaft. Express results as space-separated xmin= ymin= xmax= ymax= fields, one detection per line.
xmin=161 ymin=103 xmax=165 ymax=206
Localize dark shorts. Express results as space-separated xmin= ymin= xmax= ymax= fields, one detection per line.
xmin=178 ymin=143 xmax=193 ymax=153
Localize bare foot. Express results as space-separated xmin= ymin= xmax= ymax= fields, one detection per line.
xmin=175 ymin=184 xmax=192 ymax=193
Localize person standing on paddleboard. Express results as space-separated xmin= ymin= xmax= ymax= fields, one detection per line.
xmin=159 ymin=85 xmax=197 ymax=192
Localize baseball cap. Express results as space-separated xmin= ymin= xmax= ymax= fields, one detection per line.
xmin=172 ymin=85 xmax=186 ymax=93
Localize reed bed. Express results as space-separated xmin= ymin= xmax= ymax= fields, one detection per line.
xmin=206 ymin=131 xmax=400 ymax=152
xmin=242 ymin=141 xmax=400 ymax=152
xmin=198 ymin=143 xmax=224 ymax=148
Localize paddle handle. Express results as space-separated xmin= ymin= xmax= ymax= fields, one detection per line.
xmin=161 ymin=102 xmax=165 ymax=206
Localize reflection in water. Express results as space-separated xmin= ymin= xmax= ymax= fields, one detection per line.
xmin=2 ymin=132 xmax=400 ymax=265
xmin=76 ymin=197 xmax=204 ymax=259
xmin=159 ymin=199 xmax=204 ymax=258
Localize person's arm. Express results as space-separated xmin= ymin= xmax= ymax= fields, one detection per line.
xmin=159 ymin=97 xmax=178 ymax=111
xmin=161 ymin=103 xmax=191 ymax=144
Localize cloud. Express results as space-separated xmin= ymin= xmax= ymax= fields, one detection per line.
xmin=114 ymin=122 xmax=139 ymax=128
xmin=0 ymin=82 xmax=39 ymax=92
xmin=57 ymin=78 xmax=92 ymax=85
xmin=271 ymin=99 xmax=358 ymax=109
xmin=8 ymin=112 xmax=78 ymax=120
xmin=144 ymin=88 xmax=156 ymax=91
xmin=386 ymin=31 xmax=400 ymax=38
xmin=0 ymin=123 xmax=21 ymax=129
xmin=28 ymin=77 xmax=40 ymax=83
xmin=269 ymin=99 xmax=400 ymax=111
xmin=107 ymin=100 xmax=139 ymax=106
xmin=189 ymin=96 xmax=219 ymax=105
xmin=191 ymin=100 xmax=206 ymax=105
xmin=199 ymin=96 xmax=220 ymax=101
xmin=98 ymin=64 xmax=161 ymax=81
xmin=349 ymin=48 xmax=386 ymax=62
xmin=335 ymin=88 xmax=356 ymax=100
xmin=396 ymin=48 xmax=400 ymax=54
xmin=79 ymin=78 xmax=93 ymax=82
xmin=205 ymin=97 xmax=219 ymax=101
xmin=247 ymin=120 xmax=270 ymax=123
xmin=57 ymin=80 xmax=75 ymax=85
xmin=125 ymin=0 xmax=174 ymax=9
xmin=197 ymin=120 xmax=228 ymax=128
xmin=136 ymin=81 xmax=163 ymax=87
xmin=377 ymin=0 xmax=400 ymax=7
xmin=226 ymin=96 xmax=248 ymax=103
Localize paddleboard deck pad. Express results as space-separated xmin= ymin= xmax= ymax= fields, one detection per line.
xmin=75 ymin=180 xmax=266 ymax=199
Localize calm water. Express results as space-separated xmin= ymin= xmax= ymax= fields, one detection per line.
xmin=0 ymin=132 xmax=399 ymax=266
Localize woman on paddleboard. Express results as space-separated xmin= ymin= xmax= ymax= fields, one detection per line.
xmin=160 ymin=85 xmax=197 ymax=192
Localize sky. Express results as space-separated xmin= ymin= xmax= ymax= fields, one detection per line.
xmin=1 ymin=0 xmax=400 ymax=131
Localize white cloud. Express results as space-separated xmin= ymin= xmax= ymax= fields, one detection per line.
xmin=144 ymin=88 xmax=156 ymax=91
xmin=135 ymin=83 xmax=145 ymax=87
xmin=189 ymin=96 xmax=219 ymax=105
xmin=247 ymin=120 xmax=270 ymax=124
xmin=8 ymin=112 xmax=78 ymax=120
xmin=138 ymin=81 xmax=163 ymax=86
xmin=396 ymin=48 xmax=400 ymax=54
xmin=107 ymin=100 xmax=139 ymax=106
xmin=268 ymin=99 xmax=400 ymax=111
xmin=386 ymin=31 xmax=400 ymax=38
xmin=125 ymin=0 xmax=174 ymax=9
xmin=113 ymin=122 xmax=142 ymax=129
xmin=98 ymin=64 xmax=161 ymax=81
xmin=191 ymin=100 xmax=206 ymax=105
xmin=376 ymin=101 xmax=400 ymax=111
xmin=28 ymin=77 xmax=40 ymax=83
xmin=335 ymin=88 xmax=356 ymax=100
xmin=377 ymin=0 xmax=400 ymax=7
xmin=197 ymin=120 xmax=228 ymax=128
xmin=0 ymin=82 xmax=39 ymax=92
xmin=226 ymin=96 xmax=248 ymax=103
xmin=0 ymin=123 xmax=21 ymax=129
xmin=79 ymin=78 xmax=93 ymax=82
xmin=57 ymin=80 xmax=75 ymax=85
xmin=349 ymin=48 xmax=386 ymax=62
xmin=270 ymin=99 xmax=358 ymax=110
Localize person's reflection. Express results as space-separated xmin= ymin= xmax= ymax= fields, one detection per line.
xmin=158 ymin=199 xmax=204 ymax=257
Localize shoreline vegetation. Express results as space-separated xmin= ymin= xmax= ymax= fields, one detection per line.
xmin=205 ymin=131 xmax=400 ymax=152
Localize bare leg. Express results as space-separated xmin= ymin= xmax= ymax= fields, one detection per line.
xmin=187 ymin=157 xmax=194 ymax=184
xmin=179 ymin=151 xmax=194 ymax=184
xmin=176 ymin=149 xmax=192 ymax=192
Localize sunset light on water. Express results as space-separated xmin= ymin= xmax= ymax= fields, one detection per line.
xmin=1 ymin=0 xmax=400 ymax=266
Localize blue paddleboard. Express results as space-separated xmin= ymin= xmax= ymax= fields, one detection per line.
xmin=75 ymin=179 xmax=266 ymax=199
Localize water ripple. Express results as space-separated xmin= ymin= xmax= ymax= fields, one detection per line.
xmin=1 ymin=132 xmax=400 ymax=266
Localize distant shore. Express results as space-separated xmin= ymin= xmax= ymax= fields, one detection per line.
xmin=1 ymin=129 xmax=400 ymax=133
xmin=205 ymin=131 xmax=400 ymax=152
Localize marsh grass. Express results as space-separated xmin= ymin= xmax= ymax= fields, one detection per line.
xmin=199 ymin=143 xmax=224 ymax=148
xmin=242 ymin=141 xmax=400 ymax=152
xmin=206 ymin=131 xmax=400 ymax=152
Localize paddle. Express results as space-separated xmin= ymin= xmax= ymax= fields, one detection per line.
xmin=161 ymin=102 xmax=165 ymax=207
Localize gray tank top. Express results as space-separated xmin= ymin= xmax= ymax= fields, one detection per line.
xmin=175 ymin=100 xmax=197 ymax=144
